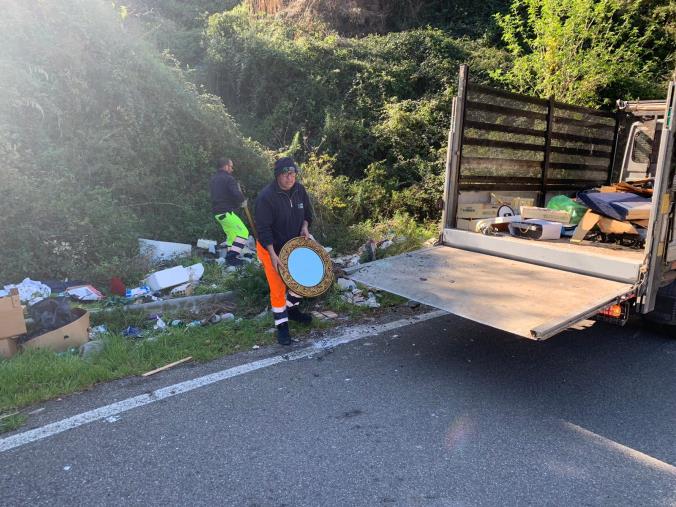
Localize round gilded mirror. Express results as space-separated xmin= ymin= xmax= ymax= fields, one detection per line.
xmin=278 ymin=237 xmax=334 ymax=297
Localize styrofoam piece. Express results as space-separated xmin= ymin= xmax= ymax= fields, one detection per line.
xmin=196 ymin=239 xmax=217 ymax=254
xmin=186 ymin=263 xmax=204 ymax=281
xmin=145 ymin=266 xmax=190 ymax=292
xmin=139 ymin=239 xmax=192 ymax=262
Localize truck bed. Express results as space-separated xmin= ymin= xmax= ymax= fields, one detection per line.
xmin=443 ymin=229 xmax=645 ymax=284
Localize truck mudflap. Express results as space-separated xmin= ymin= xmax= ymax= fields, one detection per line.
xmin=349 ymin=246 xmax=636 ymax=340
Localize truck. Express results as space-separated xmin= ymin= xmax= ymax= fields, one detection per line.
xmin=351 ymin=65 xmax=676 ymax=339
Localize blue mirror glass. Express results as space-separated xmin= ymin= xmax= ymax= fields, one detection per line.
xmin=288 ymin=247 xmax=324 ymax=287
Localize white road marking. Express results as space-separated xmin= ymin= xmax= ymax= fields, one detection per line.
xmin=0 ymin=310 xmax=446 ymax=453
xmin=563 ymin=421 xmax=676 ymax=477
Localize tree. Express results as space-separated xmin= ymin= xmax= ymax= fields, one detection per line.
xmin=494 ymin=0 xmax=665 ymax=106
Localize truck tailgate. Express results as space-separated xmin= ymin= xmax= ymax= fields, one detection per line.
xmin=350 ymin=246 xmax=635 ymax=340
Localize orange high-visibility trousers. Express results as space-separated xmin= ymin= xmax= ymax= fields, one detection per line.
xmin=256 ymin=242 xmax=302 ymax=325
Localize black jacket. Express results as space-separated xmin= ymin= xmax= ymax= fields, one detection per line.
xmin=254 ymin=181 xmax=313 ymax=253
xmin=210 ymin=170 xmax=245 ymax=214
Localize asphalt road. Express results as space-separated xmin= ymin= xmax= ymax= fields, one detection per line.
xmin=1 ymin=312 xmax=675 ymax=506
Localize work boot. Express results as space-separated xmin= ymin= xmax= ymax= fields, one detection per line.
xmin=287 ymin=306 xmax=312 ymax=324
xmin=277 ymin=322 xmax=292 ymax=346
xmin=226 ymin=251 xmax=244 ymax=267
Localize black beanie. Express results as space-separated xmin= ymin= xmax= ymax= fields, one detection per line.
xmin=274 ymin=157 xmax=299 ymax=177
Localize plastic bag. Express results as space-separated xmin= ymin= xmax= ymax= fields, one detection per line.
xmin=547 ymin=195 xmax=588 ymax=225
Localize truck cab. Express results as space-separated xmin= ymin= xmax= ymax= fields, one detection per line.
xmin=351 ymin=65 xmax=675 ymax=339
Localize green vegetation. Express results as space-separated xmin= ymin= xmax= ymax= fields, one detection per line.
xmin=494 ymin=0 xmax=674 ymax=106
xmin=0 ymin=1 xmax=269 ymax=284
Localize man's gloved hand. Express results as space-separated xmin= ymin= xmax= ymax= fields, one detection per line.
xmin=241 ymin=199 xmax=248 ymax=209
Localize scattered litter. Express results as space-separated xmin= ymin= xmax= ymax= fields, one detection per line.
xmin=209 ymin=314 xmax=222 ymax=324
xmin=142 ymin=356 xmax=193 ymax=377
xmin=105 ymin=415 xmax=120 ymax=423
xmin=65 ymin=284 xmax=104 ymax=301
xmin=80 ymin=340 xmax=105 ymax=359
xmin=186 ymin=320 xmax=202 ymax=328
xmin=196 ymin=239 xmax=217 ymax=254
xmin=0 ymin=278 xmax=51 ymax=305
xmin=170 ymin=283 xmax=195 ymax=298
xmin=323 ymin=246 xmax=333 ymax=254
xmin=220 ymin=313 xmax=235 ymax=321
xmin=359 ymin=240 xmax=378 ymax=263
xmin=63 ymin=465 xmax=71 ymax=471
xmin=392 ymin=334 xmax=399 ymax=338
xmin=145 ymin=266 xmax=190 ymax=292
xmin=407 ymin=300 xmax=421 ymax=309
xmin=153 ymin=317 xmax=167 ymax=330
xmin=89 ymin=325 xmax=108 ymax=338
xmin=255 ymin=308 xmax=269 ymax=320
xmin=110 ymin=277 xmax=126 ymax=296
xmin=336 ymin=278 xmax=357 ymax=291
xmin=311 ymin=310 xmax=339 ymax=321
xmin=186 ymin=263 xmax=205 ymax=282
xmin=252 ymin=345 xmax=260 ymax=350
xmin=139 ymin=238 xmax=191 ymax=262
xmin=378 ymin=240 xmax=394 ymax=250
xmin=332 ymin=254 xmax=360 ymax=268
xmin=170 ymin=320 xmax=183 ymax=327
xmin=28 ymin=298 xmax=74 ymax=333
xmin=125 ymin=286 xmax=152 ymax=299
xmin=28 ymin=407 xmax=45 ymax=415
xmin=122 ymin=326 xmax=143 ymax=338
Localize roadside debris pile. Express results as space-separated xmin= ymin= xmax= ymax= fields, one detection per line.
xmin=334 ymin=277 xmax=380 ymax=308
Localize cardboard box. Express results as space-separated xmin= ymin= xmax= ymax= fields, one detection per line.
xmin=0 ymin=288 xmax=27 ymax=341
xmin=520 ymin=206 xmax=572 ymax=224
xmin=491 ymin=194 xmax=536 ymax=209
xmin=0 ymin=337 xmax=18 ymax=359
xmin=22 ymin=308 xmax=90 ymax=353
xmin=457 ymin=203 xmax=501 ymax=219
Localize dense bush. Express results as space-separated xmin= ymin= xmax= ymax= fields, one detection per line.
xmin=0 ymin=1 xmax=269 ymax=283
xmin=204 ymin=7 xmax=505 ymax=221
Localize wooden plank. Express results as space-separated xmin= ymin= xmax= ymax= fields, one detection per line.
xmin=550 ymin=131 xmax=614 ymax=146
xmin=142 ymin=357 xmax=193 ymax=377
xmin=550 ymin=145 xmax=612 ymax=158
xmin=463 ymin=137 xmax=544 ymax=152
xmin=571 ymin=211 xmax=601 ymax=243
xmin=466 ymin=101 xmax=548 ymax=121
xmin=553 ymin=115 xmax=614 ymax=129
xmin=464 ymin=120 xmax=546 ymax=139
xmin=553 ymin=101 xmax=615 ymax=118
xmin=461 ymin=157 xmax=543 ymax=170
xmin=548 ymin=161 xmax=610 ymax=171
xmin=350 ymin=245 xmax=634 ymax=340
xmin=470 ymin=84 xmax=548 ymax=107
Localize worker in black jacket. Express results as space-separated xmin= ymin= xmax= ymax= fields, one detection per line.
xmin=254 ymin=157 xmax=314 ymax=345
xmin=210 ymin=157 xmax=249 ymax=266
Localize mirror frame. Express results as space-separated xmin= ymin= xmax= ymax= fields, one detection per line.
xmin=278 ymin=237 xmax=334 ymax=297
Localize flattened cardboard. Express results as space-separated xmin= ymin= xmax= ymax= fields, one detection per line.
xmin=0 ymin=289 xmax=27 ymax=340
xmin=22 ymin=308 xmax=90 ymax=353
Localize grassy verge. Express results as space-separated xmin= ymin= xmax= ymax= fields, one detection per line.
xmin=0 ymin=226 xmax=423 ymax=433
